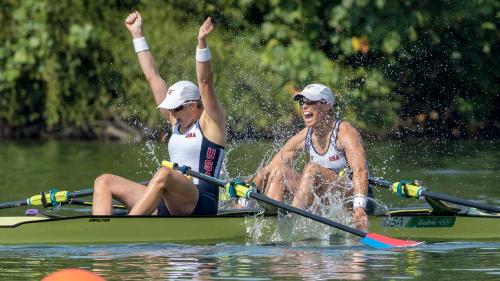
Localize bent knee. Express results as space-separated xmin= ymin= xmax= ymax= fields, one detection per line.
xmin=94 ymin=174 xmax=115 ymax=191
xmin=149 ymin=167 xmax=175 ymax=190
xmin=270 ymin=164 xmax=294 ymax=178
xmin=302 ymin=162 xmax=322 ymax=175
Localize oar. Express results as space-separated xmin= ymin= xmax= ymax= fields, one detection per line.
xmin=369 ymin=178 xmax=500 ymax=214
xmin=0 ymin=189 xmax=94 ymax=209
xmin=162 ymin=161 xmax=422 ymax=249
xmin=0 ymin=179 xmax=151 ymax=210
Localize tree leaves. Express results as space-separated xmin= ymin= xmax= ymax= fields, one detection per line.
xmin=1 ymin=0 xmax=498 ymax=139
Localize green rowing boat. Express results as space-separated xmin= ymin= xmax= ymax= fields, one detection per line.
xmin=0 ymin=208 xmax=498 ymax=245
xmin=369 ymin=208 xmax=500 ymax=241
xmin=1 ymin=162 xmax=498 ymax=246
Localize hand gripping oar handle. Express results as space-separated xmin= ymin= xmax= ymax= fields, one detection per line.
xmin=369 ymin=178 xmax=500 ymax=213
xmin=0 ymin=189 xmax=94 ymax=209
xmin=162 ymin=161 xmax=422 ymax=249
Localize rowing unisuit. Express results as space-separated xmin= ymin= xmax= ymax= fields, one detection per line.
xmin=159 ymin=120 xmax=224 ymax=215
xmin=304 ymin=119 xmax=348 ymax=173
xmin=305 ymin=119 xmax=375 ymax=212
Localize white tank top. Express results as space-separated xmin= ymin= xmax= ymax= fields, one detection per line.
xmin=167 ymin=121 xmax=224 ymax=185
xmin=305 ymin=120 xmax=348 ymax=173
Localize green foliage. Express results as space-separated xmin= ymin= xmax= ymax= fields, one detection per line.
xmin=1 ymin=0 xmax=498 ymax=139
xmin=0 ymin=0 xmax=131 ymax=136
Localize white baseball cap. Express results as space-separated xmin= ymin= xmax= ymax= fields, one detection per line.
xmin=158 ymin=81 xmax=200 ymax=110
xmin=292 ymin=83 xmax=335 ymax=106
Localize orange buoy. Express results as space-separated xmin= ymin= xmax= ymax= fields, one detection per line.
xmin=42 ymin=268 xmax=106 ymax=281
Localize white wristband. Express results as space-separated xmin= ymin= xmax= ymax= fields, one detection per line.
xmin=353 ymin=194 xmax=367 ymax=209
xmin=133 ymin=37 xmax=149 ymax=53
xmin=196 ymin=47 xmax=211 ymax=62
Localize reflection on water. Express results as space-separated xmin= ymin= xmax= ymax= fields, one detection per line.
xmin=0 ymin=242 xmax=499 ymax=280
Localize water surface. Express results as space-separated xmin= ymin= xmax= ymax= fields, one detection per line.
xmin=0 ymin=139 xmax=499 ymax=280
xmin=1 ymin=242 xmax=499 ymax=280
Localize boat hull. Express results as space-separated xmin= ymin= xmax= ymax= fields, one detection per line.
xmin=0 ymin=213 xmax=498 ymax=245
xmin=369 ymin=215 xmax=500 ymax=241
xmin=0 ymin=215 xmax=262 ymax=244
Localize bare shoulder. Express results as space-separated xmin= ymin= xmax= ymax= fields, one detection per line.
xmin=339 ymin=121 xmax=361 ymax=137
xmin=268 ymin=128 xmax=308 ymax=165
xmin=289 ymin=128 xmax=308 ymax=143
xmin=282 ymin=128 xmax=307 ymax=152
xmin=296 ymin=127 xmax=309 ymax=139
xmin=338 ymin=121 xmax=364 ymax=149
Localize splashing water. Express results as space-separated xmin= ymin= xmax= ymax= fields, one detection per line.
xmin=128 ymin=119 xmax=166 ymax=177
xmin=284 ymin=175 xmax=355 ymax=241
xmin=235 ymin=145 xmax=371 ymax=243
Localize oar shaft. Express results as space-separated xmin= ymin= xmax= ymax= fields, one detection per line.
xmin=166 ymin=161 xmax=367 ymax=238
xmin=0 ymin=200 xmax=28 ymax=209
xmin=69 ymin=189 xmax=94 ymax=199
xmin=184 ymin=170 xmax=226 ymax=186
xmin=368 ymin=178 xmax=392 ymax=189
xmin=368 ymin=177 xmax=500 ymax=213
xmin=161 ymin=161 xmax=421 ymax=249
xmin=421 ymin=190 xmax=500 ymax=213
xmin=249 ymin=192 xmax=366 ymax=238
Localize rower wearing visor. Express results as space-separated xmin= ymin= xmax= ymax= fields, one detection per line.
xmin=92 ymin=11 xmax=226 ymax=217
xmin=252 ymin=84 xmax=372 ymax=230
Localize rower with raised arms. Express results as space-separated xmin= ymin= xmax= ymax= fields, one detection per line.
xmin=92 ymin=11 xmax=226 ymax=216
xmin=251 ymin=84 xmax=372 ymax=230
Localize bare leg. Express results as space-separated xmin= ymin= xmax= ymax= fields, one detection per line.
xmin=267 ymin=166 xmax=300 ymax=201
xmin=292 ymin=163 xmax=338 ymax=209
xmin=253 ymin=165 xmax=300 ymax=202
xmin=92 ymin=174 xmax=148 ymax=215
xmin=129 ymin=167 xmax=199 ymax=216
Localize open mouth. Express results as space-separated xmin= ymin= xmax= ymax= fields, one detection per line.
xmin=304 ymin=111 xmax=313 ymax=120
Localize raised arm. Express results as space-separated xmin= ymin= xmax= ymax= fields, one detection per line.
xmin=125 ymin=11 xmax=172 ymax=122
xmin=196 ymin=17 xmax=226 ymax=146
xmin=337 ymin=122 xmax=368 ymax=229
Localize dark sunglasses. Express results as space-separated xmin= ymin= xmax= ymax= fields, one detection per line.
xmin=171 ymin=101 xmax=196 ymax=113
xmin=298 ymin=99 xmax=326 ymax=106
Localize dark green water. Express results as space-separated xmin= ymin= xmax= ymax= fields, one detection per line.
xmin=0 ymin=139 xmax=499 ymax=280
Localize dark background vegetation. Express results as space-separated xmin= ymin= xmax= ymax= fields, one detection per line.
xmin=1 ymin=0 xmax=498 ymax=140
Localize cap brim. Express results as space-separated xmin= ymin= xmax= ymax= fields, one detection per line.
xmin=292 ymin=93 xmax=305 ymax=101
xmin=292 ymin=92 xmax=324 ymax=101
xmin=157 ymin=96 xmax=184 ymax=110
